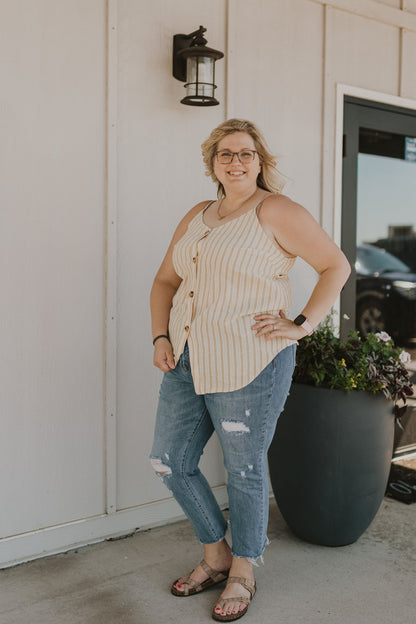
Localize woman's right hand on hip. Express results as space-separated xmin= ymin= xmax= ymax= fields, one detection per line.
xmin=153 ymin=339 xmax=176 ymax=372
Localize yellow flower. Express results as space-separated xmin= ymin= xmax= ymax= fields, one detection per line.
xmin=340 ymin=358 xmax=346 ymax=367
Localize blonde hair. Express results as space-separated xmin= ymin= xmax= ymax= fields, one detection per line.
xmin=201 ymin=118 xmax=286 ymax=198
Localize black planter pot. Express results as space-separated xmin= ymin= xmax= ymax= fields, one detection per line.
xmin=268 ymin=383 xmax=395 ymax=547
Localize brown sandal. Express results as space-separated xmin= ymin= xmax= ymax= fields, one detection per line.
xmin=212 ymin=576 xmax=256 ymax=621
xmin=171 ymin=559 xmax=230 ymax=596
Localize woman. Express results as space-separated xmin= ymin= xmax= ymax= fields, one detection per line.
xmin=149 ymin=119 xmax=350 ymax=621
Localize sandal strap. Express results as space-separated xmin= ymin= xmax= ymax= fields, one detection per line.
xmin=178 ymin=560 xmax=229 ymax=595
xmin=226 ymin=576 xmax=256 ymax=599
xmin=200 ymin=559 xmax=229 ymax=582
xmin=179 ymin=575 xmax=200 ymax=595
xmin=216 ymin=596 xmax=250 ymax=608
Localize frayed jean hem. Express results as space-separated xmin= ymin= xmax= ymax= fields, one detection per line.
xmin=231 ymin=537 xmax=271 ymax=566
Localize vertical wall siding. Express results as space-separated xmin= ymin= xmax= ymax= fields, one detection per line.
xmin=1 ymin=0 xmax=416 ymax=566
xmin=228 ymin=0 xmax=324 ymax=219
xmin=0 ymin=0 xmax=107 ymax=538
xmin=401 ymin=29 xmax=416 ymax=98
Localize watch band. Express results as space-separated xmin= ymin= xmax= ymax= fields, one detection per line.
xmin=293 ymin=314 xmax=314 ymax=335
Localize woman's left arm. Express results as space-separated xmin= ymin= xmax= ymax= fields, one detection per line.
xmin=253 ymin=195 xmax=351 ymax=341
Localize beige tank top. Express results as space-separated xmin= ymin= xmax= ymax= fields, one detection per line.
xmin=169 ymin=200 xmax=297 ymax=394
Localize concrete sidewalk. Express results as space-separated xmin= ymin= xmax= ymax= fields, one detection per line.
xmin=1 ymin=498 xmax=415 ymax=624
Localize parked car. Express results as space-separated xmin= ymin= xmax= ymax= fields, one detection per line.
xmin=373 ymin=236 xmax=416 ymax=272
xmin=355 ymin=245 xmax=416 ymax=341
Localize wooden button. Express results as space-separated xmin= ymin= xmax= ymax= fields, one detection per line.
xmin=189 ymin=291 xmax=194 ymax=297
xmin=185 ymin=325 xmax=189 ymax=332
xmin=192 ymin=257 xmax=197 ymax=263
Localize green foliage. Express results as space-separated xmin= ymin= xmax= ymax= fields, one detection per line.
xmin=293 ymin=316 xmax=414 ymax=418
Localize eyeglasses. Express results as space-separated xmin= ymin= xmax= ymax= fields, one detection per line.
xmin=215 ymin=150 xmax=258 ymax=164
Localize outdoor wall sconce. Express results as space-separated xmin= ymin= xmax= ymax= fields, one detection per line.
xmin=172 ymin=25 xmax=224 ymax=106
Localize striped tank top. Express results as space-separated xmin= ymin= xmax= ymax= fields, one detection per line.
xmin=169 ymin=200 xmax=297 ymax=394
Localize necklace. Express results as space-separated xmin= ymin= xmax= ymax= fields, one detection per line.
xmin=216 ymin=191 xmax=258 ymax=220
xmin=216 ymin=198 xmax=230 ymax=220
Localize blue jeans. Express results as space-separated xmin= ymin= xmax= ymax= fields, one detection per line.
xmin=150 ymin=342 xmax=296 ymax=563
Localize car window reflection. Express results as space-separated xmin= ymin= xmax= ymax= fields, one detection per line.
xmin=355 ymin=245 xmax=416 ymax=341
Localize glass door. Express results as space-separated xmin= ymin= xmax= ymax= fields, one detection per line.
xmin=342 ymin=97 xmax=416 ymax=455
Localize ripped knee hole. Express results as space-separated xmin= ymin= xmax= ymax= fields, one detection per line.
xmin=221 ymin=420 xmax=250 ymax=433
xmin=150 ymin=457 xmax=172 ymax=476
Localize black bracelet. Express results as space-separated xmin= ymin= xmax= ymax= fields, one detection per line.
xmin=152 ymin=334 xmax=170 ymax=346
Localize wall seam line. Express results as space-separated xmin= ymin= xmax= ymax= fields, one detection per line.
xmin=224 ymin=0 xmax=230 ymax=120
xmin=104 ymin=0 xmax=118 ymax=516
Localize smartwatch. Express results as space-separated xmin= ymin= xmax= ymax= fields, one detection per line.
xmin=293 ymin=314 xmax=314 ymax=335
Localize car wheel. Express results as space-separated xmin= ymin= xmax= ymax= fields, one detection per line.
xmin=356 ymin=298 xmax=386 ymax=337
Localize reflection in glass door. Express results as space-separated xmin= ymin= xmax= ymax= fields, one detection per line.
xmin=356 ymin=130 xmax=416 ymax=344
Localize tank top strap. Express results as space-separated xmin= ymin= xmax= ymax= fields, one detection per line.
xmin=202 ymin=199 xmax=216 ymax=215
xmin=255 ymin=193 xmax=279 ymax=217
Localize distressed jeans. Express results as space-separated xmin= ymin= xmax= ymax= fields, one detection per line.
xmin=150 ymin=342 xmax=296 ymax=562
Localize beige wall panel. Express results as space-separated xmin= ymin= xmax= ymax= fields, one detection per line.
xmin=401 ymin=29 xmax=416 ymax=97
xmin=374 ymin=0 xmax=401 ymax=8
xmin=229 ymin=0 xmax=324 ymax=216
xmin=116 ymin=0 xmax=227 ymax=510
xmin=322 ymin=7 xmax=400 ymax=233
xmin=0 ymin=0 xmax=106 ymax=537
xmin=403 ymin=0 xmax=416 ymax=15
xmin=327 ymin=9 xmax=400 ymax=93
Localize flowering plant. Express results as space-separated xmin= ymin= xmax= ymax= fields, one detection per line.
xmin=293 ymin=316 xmax=414 ymax=418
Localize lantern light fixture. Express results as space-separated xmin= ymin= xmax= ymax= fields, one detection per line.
xmin=172 ymin=25 xmax=224 ymax=106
